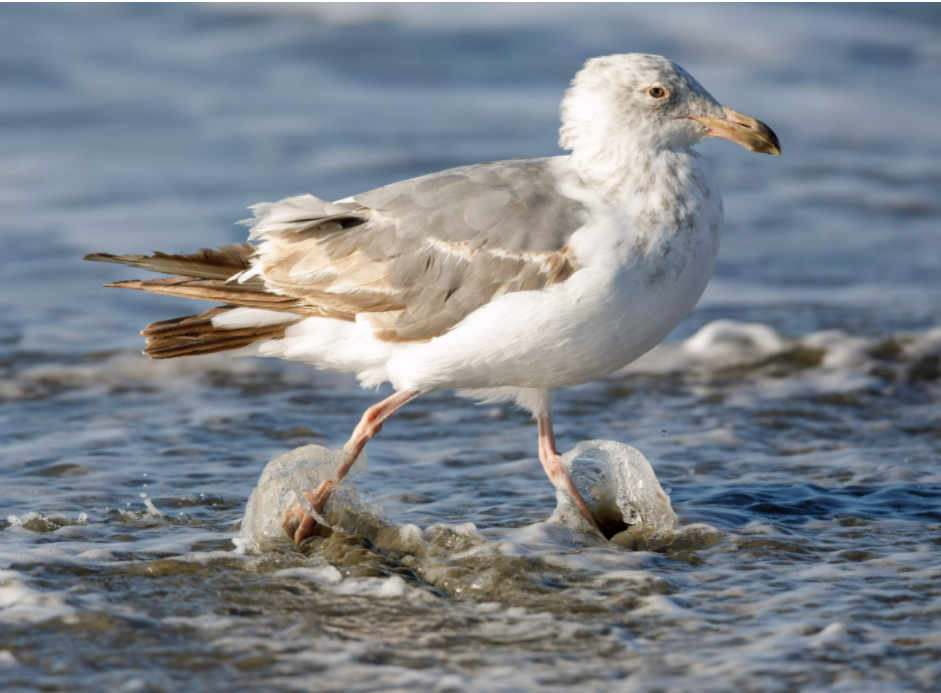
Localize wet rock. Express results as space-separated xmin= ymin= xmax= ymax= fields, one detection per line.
xmin=909 ymin=354 xmax=940 ymax=382
xmin=7 ymin=511 xmax=88 ymax=533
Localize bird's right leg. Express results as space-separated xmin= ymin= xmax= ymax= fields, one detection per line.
xmin=283 ymin=389 xmax=420 ymax=544
xmin=537 ymin=412 xmax=602 ymax=533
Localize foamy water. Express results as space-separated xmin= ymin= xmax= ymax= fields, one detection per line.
xmin=2 ymin=4 xmax=940 ymax=692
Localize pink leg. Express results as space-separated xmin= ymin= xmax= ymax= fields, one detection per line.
xmin=283 ymin=390 xmax=420 ymax=544
xmin=537 ymin=412 xmax=602 ymax=533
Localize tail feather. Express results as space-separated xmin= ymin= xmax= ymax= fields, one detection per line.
xmin=141 ymin=306 xmax=302 ymax=360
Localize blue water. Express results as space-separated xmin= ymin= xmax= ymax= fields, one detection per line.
xmin=1 ymin=4 xmax=940 ymax=692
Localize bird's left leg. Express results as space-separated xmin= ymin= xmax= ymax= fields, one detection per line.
xmin=537 ymin=411 xmax=602 ymax=533
xmin=283 ymin=389 xmax=421 ymax=544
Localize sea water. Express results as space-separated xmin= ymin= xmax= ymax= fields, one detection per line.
xmin=2 ymin=4 xmax=941 ymax=692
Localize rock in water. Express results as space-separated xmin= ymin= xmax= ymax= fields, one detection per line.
xmin=239 ymin=444 xmax=374 ymax=551
xmin=555 ymin=440 xmax=676 ymax=539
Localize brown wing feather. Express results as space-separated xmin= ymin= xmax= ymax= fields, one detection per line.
xmin=84 ymin=243 xmax=258 ymax=282
xmin=103 ymin=277 xmax=322 ymax=314
xmin=140 ymin=307 xmax=233 ymax=338
xmin=141 ymin=306 xmax=302 ymax=360
xmin=103 ymin=274 xmax=400 ymax=323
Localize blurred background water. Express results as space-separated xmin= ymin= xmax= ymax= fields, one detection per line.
xmin=1 ymin=3 xmax=940 ymax=692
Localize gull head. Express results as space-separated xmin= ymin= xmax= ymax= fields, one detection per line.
xmin=560 ymin=54 xmax=780 ymax=165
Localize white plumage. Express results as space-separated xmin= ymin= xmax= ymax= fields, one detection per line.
xmin=243 ymin=151 xmax=722 ymax=399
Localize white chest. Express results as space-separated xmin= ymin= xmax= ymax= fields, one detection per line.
xmin=544 ymin=151 xmax=723 ymax=375
xmin=388 ymin=150 xmax=724 ymax=392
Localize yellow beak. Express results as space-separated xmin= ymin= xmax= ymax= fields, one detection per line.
xmin=686 ymin=106 xmax=781 ymax=156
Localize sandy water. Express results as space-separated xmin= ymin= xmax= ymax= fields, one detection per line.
xmin=1 ymin=4 xmax=941 ymax=692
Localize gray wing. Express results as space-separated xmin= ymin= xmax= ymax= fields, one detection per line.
xmin=247 ymin=158 xmax=589 ymax=342
xmin=354 ymin=158 xmax=587 ymax=254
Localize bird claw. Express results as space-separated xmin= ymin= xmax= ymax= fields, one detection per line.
xmin=281 ymin=479 xmax=335 ymax=545
xmin=282 ymin=503 xmax=317 ymax=544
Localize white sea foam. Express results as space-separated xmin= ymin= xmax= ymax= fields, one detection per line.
xmin=624 ymin=319 xmax=941 ymax=398
xmin=0 ymin=569 xmax=76 ymax=624
xmin=272 ymin=564 xmax=343 ymax=585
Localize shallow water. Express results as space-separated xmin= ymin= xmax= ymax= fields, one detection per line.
xmin=2 ymin=4 xmax=941 ymax=692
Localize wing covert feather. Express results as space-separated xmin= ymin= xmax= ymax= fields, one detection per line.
xmin=251 ymin=158 xmax=588 ymax=342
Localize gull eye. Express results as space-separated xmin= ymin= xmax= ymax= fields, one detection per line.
xmin=647 ymin=86 xmax=667 ymax=99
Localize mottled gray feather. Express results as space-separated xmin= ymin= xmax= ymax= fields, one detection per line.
xmin=355 ymin=158 xmax=587 ymax=253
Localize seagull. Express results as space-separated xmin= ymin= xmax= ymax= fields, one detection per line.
xmin=85 ymin=54 xmax=779 ymax=542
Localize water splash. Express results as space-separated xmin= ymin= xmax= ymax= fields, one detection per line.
xmin=240 ymin=444 xmax=376 ymax=551
xmin=241 ymin=439 xmax=676 ymax=551
xmin=556 ymin=440 xmax=677 ymax=539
